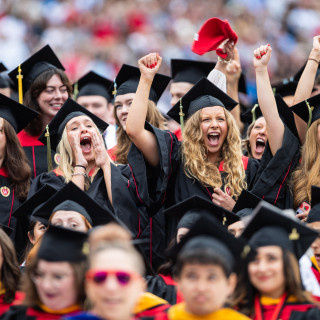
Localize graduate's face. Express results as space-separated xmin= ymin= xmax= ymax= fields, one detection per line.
xmin=200 ymin=106 xmax=228 ymax=161
xmin=114 ymin=93 xmax=135 ymax=131
xmin=34 ymin=260 xmax=77 ymax=310
xmin=0 ymin=118 xmax=6 ymax=159
xmin=51 ymin=211 xmax=88 ymax=232
xmin=176 ymin=227 xmax=190 ymax=243
xmin=77 ymin=95 xmax=113 ymax=124
xmin=28 ymin=221 xmax=47 ymax=245
xmin=170 ymin=82 xmax=193 ymax=107
xmin=86 ymin=248 xmax=145 ymax=320
xmin=308 ymin=222 xmax=320 ymax=266
xmin=176 ymin=263 xmax=236 ymax=316
xmin=37 ymin=74 xmax=68 ymax=120
xmin=66 ymin=115 xmax=97 ymax=162
xmin=228 ymin=220 xmax=245 ymax=237
xmin=249 ymin=117 xmax=267 ymax=160
xmin=248 ymin=246 xmax=285 ymax=299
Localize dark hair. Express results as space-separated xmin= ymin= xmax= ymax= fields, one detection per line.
xmin=0 ymin=229 xmax=21 ymax=303
xmin=23 ymin=69 xmax=72 ymax=136
xmin=3 ymin=119 xmax=31 ymax=200
xmin=23 ymin=255 xmax=87 ymax=307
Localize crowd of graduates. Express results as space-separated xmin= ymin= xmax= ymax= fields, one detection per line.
xmin=0 ymin=13 xmax=320 ymax=320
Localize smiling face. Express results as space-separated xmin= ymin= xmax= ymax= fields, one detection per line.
xmin=86 ymin=248 xmax=144 ymax=320
xmin=114 ymin=93 xmax=135 ymax=131
xmin=34 ymin=260 xmax=77 ymax=310
xmin=200 ymin=106 xmax=228 ymax=163
xmin=249 ymin=117 xmax=267 ymax=160
xmin=176 ymin=263 xmax=236 ymax=316
xmin=37 ymin=74 xmax=68 ymax=121
xmin=248 ymin=246 xmax=285 ymax=299
xmin=51 ymin=211 xmax=88 ymax=232
xmin=308 ymin=222 xmax=320 ymax=266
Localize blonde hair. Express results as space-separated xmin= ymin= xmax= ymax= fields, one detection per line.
xmin=242 ymin=121 xmax=255 ymax=158
xmin=182 ymin=108 xmax=247 ymax=200
xmin=114 ymin=100 xmax=167 ymax=164
xmin=292 ymin=119 xmax=320 ymax=209
xmin=56 ymin=119 xmax=101 ymax=190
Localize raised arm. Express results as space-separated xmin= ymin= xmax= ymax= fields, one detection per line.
xmin=125 ymin=53 xmax=162 ymax=167
xmin=292 ymin=36 xmax=320 ymax=144
xmin=254 ymin=44 xmax=284 ymax=155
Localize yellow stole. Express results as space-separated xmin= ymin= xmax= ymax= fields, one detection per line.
xmin=168 ymin=303 xmax=250 ymax=320
xmin=311 ymin=256 xmax=320 ymax=273
xmin=133 ymin=292 xmax=168 ymax=314
xmin=38 ymin=303 xmax=81 ymax=315
xmin=0 ymin=282 xmax=5 ymax=296
xmin=260 ymin=295 xmax=297 ymax=306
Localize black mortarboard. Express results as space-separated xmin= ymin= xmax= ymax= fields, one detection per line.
xmin=8 ymin=45 xmax=65 ymax=93
xmin=241 ymin=103 xmax=262 ymax=124
xmin=0 ymin=63 xmax=7 ymax=73
xmin=37 ymin=225 xmax=89 ymax=262
xmin=38 ymin=98 xmax=108 ymax=151
xmin=114 ymin=64 xmax=171 ymax=103
xmin=232 ymin=189 xmax=262 ymax=214
xmin=0 ymin=63 xmax=10 ymax=89
xmin=167 ymin=77 xmax=238 ymax=124
xmin=171 ymin=59 xmax=215 ymax=84
xmin=165 ymin=195 xmax=239 ymax=228
xmin=0 ymin=224 xmax=13 ymax=237
xmin=13 ymin=185 xmax=57 ymax=255
xmin=0 ymin=93 xmax=39 ymax=132
xmin=291 ymin=93 xmax=320 ymax=128
xmin=169 ymin=214 xmax=247 ymax=273
xmin=306 ymin=186 xmax=320 ymax=223
xmin=242 ymin=201 xmax=318 ymax=259
xmin=31 ymin=182 xmax=124 ymax=228
xmin=76 ymin=71 xmax=113 ymax=101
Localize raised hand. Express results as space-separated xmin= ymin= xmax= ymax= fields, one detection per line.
xmin=138 ymin=52 xmax=162 ymax=80
xmin=91 ymin=130 xmax=109 ymax=169
xmin=226 ymin=48 xmax=241 ymax=86
xmin=253 ymin=44 xmax=272 ymax=71
xmin=212 ymin=188 xmax=236 ymax=211
xmin=69 ymin=130 xmax=88 ymax=168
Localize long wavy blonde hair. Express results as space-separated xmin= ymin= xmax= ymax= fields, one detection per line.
xmin=56 ymin=119 xmax=102 ymax=190
xmin=114 ymin=100 xmax=167 ymax=164
xmin=182 ymin=107 xmax=247 ymax=200
xmin=292 ymin=119 xmax=320 ymax=209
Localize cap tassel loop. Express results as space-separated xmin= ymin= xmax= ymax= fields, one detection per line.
xmin=73 ymin=82 xmax=79 ymax=101
xmin=251 ymin=104 xmax=259 ymax=123
xmin=289 ymin=228 xmax=300 ymax=241
xmin=179 ymin=98 xmax=185 ymax=133
xmin=45 ymin=125 xmax=53 ymax=172
xmin=17 ymin=64 xmax=23 ymax=104
xmin=305 ymin=100 xmax=314 ymax=128
xmin=112 ymin=79 xmax=117 ymax=98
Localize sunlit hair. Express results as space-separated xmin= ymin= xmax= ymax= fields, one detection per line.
xmin=292 ymin=119 xmax=320 ymax=209
xmin=182 ymin=107 xmax=246 ymax=200
xmin=56 ymin=116 xmax=102 ymax=190
xmin=23 ymin=69 xmax=72 ymax=136
xmin=113 ymin=99 xmax=167 ymax=164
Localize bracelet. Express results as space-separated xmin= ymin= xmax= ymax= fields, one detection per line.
xmin=74 ymin=165 xmax=87 ymax=170
xmin=218 ymin=56 xmax=232 ymax=64
xmin=308 ymin=58 xmax=319 ymax=64
xmin=71 ymin=172 xmax=88 ymax=178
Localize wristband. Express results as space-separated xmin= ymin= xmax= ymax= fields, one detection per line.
xmin=75 ymin=165 xmax=87 ymax=170
xmin=308 ymin=58 xmax=319 ymax=64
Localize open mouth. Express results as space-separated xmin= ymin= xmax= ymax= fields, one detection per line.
xmin=50 ymin=104 xmax=62 ymax=110
xmin=80 ymin=136 xmax=92 ymax=153
xmin=255 ymin=138 xmax=266 ymax=154
xmin=315 ymin=253 xmax=320 ymax=262
xmin=207 ymin=133 xmax=220 ymax=146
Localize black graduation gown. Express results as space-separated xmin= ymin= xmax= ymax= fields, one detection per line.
xmin=0 ymin=168 xmax=23 ymax=239
xmin=18 ymin=130 xmax=57 ymax=179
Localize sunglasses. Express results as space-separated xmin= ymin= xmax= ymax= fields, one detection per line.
xmin=86 ymin=269 xmax=140 ymax=286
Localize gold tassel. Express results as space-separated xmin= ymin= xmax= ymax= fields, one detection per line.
xmin=305 ymin=100 xmax=314 ymax=128
xmin=179 ymin=98 xmax=184 ymax=133
xmin=45 ymin=125 xmax=53 ymax=172
xmin=73 ymin=82 xmax=79 ymax=100
xmin=251 ymin=104 xmax=259 ymax=123
xmin=17 ymin=64 xmax=23 ymax=104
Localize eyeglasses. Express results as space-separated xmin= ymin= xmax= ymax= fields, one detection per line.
xmin=86 ymin=269 xmax=140 ymax=286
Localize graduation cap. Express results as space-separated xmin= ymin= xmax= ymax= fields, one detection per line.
xmin=241 ymin=201 xmax=318 ymax=259
xmin=167 ymin=77 xmax=238 ymax=129
xmin=0 ymin=63 xmax=10 ymax=89
xmin=0 ymin=93 xmax=39 ymax=133
xmin=306 ymin=186 xmax=320 ymax=223
xmin=232 ymin=189 xmax=262 ymax=215
xmin=37 ymin=225 xmax=89 ymax=262
xmin=12 ymin=185 xmax=58 ymax=258
xmin=114 ymin=64 xmax=170 ymax=103
xmin=290 ymin=93 xmax=320 ymax=128
xmin=31 ymin=182 xmax=125 ymax=228
xmin=168 ymin=214 xmax=247 ymax=273
xmin=0 ymin=224 xmax=14 ymax=237
xmin=0 ymin=63 xmax=7 ymax=73
xmin=8 ymin=44 xmax=65 ymax=94
xmin=76 ymin=71 xmax=113 ymax=102
xmin=38 ymin=98 xmax=108 ymax=152
xmin=171 ymin=59 xmax=215 ymax=84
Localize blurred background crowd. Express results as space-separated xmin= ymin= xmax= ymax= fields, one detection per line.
xmin=1 ymin=0 xmax=320 ymax=107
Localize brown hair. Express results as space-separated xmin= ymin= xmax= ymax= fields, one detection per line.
xmin=3 ymin=119 xmax=31 ymax=200
xmin=23 ymin=254 xmax=87 ymax=307
xmin=241 ymin=121 xmax=255 ymax=158
xmin=292 ymin=119 xmax=320 ymax=209
xmin=0 ymin=229 xmax=21 ymax=303
xmin=182 ymin=108 xmax=246 ymax=200
xmin=113 ymin=100 xmax=166 ymax=164
xmin=23 ymin=69 xmax=72 ymax=136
